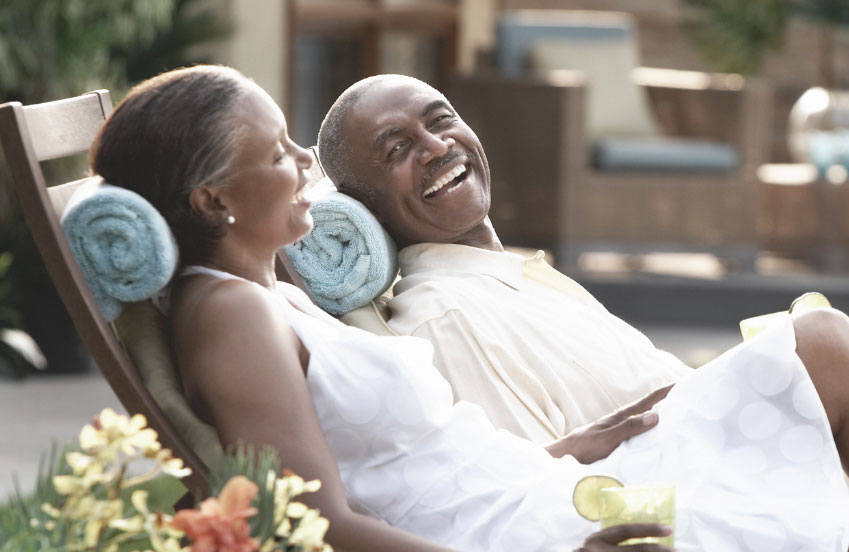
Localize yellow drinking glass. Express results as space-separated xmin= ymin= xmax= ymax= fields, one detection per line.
xmin=599 ymin=485 xmax=675 ymax=546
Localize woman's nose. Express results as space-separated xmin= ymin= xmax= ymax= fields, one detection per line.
xmin=294 ymin=143 xmax=313 ymax=169
xmin=418 ymin=134 xmax=455 ymax=165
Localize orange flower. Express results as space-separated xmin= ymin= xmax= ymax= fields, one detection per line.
xmin=171 ymin=475 xmax=260 ymax=552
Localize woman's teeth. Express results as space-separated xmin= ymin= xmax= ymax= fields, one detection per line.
xmin=291 ymin=188 xmax=308 ymax=204
xmin=423 ymin=164 xmax=466 ymax=198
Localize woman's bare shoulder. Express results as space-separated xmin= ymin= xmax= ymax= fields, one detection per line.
xmin=172 ymin=276 xmax=302 ymax=383
xmin=175 ymin=277 xmax=291 ymax=334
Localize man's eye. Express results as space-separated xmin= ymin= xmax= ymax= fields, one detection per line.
xmin=388 ymin=142 xmax=405 ymax=158
xmin=431 ymin=114 xmax=454 ymax=127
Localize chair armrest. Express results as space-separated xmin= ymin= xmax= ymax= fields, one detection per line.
xmin=636 ymin=66 xmax=772 ymax=169
xmin=633 ymin=67 xmax=745 ymax=92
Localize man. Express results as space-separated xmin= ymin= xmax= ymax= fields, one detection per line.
xmin=315 ymin=75 xmax=695 ymax=443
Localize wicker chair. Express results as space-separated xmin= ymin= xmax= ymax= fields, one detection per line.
xmin=448 ymin=10 xmax=771 ymax=271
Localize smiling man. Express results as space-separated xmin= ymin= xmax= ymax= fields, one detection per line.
xmin=317 ymin=75 xmax=691 ymax=443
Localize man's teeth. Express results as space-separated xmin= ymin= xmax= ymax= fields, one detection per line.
xmin=423 ymin=164 xmax=466 ymax=198
xmin=291 ymin=189 xmax=307 ymax=203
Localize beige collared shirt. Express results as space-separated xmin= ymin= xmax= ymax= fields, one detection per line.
xmin=387 ymin=243 xmax=692 ymax=444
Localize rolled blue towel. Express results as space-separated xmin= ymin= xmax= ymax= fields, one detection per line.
xmin=285 ymin=190 xmax=398 ymax=315
xmin=61 ymin=178 xmax=178 ymax=322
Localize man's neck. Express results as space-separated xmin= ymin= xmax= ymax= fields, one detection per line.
xmin=449 ymin=217 xmax=503 ymax=252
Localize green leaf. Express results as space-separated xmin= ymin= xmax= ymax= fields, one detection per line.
xmin=118 ymin=474 xmax=187 ymax=515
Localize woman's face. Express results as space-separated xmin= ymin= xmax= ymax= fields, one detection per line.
xmin=220 ymin=82 xmax=314 ymax=249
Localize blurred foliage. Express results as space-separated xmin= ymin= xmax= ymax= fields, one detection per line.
xmin=791 ymin=0 xmax=849 ymax=25
xmin=0 ymin=252 xmax=20 ymax=329
xmin=0 ymin=443 xmax=71 ymax=550
xmin=0 ymin=242 xmax=44 ymax=379
xmin=123 ymin=0 xmax=233 ymax=84
xmin=683 ymin=0 xmax=789 ymax=75
xmin=684 ymin=0 xmax=849 ymax=75
xmin=0 ymin=0 xmax=230 ymax=374
xmin=0 ymin=0 xmax=173 ymax=103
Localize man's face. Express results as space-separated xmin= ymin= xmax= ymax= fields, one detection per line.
xmin=342 ymin=78 xmax=491 ymax=247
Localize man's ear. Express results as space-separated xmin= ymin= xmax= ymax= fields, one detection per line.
xmin=339 ymin=183 xmax=385 ymax=225
xmin=188 ymin=186 xmax=228 ymax=222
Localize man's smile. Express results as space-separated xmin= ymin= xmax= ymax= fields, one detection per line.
xmin=421 ymin=149 xmax=480 ymax=201
xmin=423 ymin=162 xmax=471 ymax=199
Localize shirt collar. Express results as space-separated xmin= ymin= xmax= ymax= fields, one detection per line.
xmin=398 ymin=243 xmax=527 ymax=291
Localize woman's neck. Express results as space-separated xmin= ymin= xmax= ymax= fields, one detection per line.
xmin=200 ymin=246 xmax=278 ymax=290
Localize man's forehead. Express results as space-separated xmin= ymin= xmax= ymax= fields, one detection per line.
xmin=350 ymin=80 xmax=448 ymax=138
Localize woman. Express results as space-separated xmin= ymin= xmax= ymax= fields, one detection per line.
xmin=89 ymin=65 xmax=849 ymax=552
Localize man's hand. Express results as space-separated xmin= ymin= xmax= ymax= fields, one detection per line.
xmin=546 ymin=384 xmax=673 ymax=463
xmin=574 ymin=523 xmax=674 ymax=552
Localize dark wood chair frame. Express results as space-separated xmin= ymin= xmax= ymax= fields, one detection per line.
xmin=0 ymin=91 xmax=213 ymax=494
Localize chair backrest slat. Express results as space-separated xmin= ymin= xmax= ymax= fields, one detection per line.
xmin=22 ymin=91 xmax=112 ymax=162
xmin=0 ymin=91 xmax=209 ymax=496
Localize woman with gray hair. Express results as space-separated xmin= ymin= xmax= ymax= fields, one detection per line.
xmin=89 ymin=65 xmax=849 ymax=552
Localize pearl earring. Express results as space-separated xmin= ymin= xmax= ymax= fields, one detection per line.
xmin=226 ymin=215 xmax=235 ymax=225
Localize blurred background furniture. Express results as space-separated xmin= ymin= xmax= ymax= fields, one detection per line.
xmin=448 ymin=9 xmax=771 ymax=271
xmin=288 ymin=0 xmax=460 ymax=145
xmin=759 ymin=162 xmax=849 ymax=272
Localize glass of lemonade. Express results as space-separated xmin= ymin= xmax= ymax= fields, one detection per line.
xmin=599 ymin=485 xmax=675 ymax=546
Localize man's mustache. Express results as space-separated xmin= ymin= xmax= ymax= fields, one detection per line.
xmin=420 ymin=149 xmax=478 ymax=191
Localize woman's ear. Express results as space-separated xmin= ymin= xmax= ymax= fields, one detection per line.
xmin=189 ymin=186 xmax=227 ymax=221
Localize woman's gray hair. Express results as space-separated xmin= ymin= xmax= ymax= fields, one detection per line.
xmin=90 ymin=65 xmax=249 ymax=265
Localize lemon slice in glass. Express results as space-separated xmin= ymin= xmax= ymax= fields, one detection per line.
xmin=789 ymin=292 xmax=831 ymax=314
xmin=572 ymin=475 xmax=624 ymax=521
xmin=740 ymin=292 xmax=832 ymax=341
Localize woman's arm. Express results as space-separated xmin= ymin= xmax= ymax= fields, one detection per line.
xmin=179 ymin=281 xmax=455 ymax=552
xmin=546 ymin=385 xmax=672 ymax=463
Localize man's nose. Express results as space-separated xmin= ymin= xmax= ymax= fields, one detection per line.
xmin=418 ymin=133 xmax=455 ymax=165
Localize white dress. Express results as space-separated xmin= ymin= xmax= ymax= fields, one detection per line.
xmin=185 ymin=266 xmax=849 ymax=551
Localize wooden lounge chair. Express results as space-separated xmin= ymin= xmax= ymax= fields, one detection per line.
xmin=0 ymin=90 xmax=340 ymax=500
xmin=0 ymin=91 xmax=217 ymax=496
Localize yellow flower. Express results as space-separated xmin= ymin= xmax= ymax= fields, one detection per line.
xmin=285 ymin=501 xmax=308 ymax=519
xmin=41 ymin=502 xmax=62 ymax=518
xmin=79 ymin=409 xmax=162 ymax=460
xmin=109 ymin=515 xmax=145 ymax=532
xmin=130 ymin=490 xmax=186 ymax=552
xmin=80 ymin=423 xmax=108 ymax=450
xmin=289 ymin=508 xmax=331 ymax=550
xmin=154 ymin=449 xmax=192 ymax=479
xmin=53 ymin=474 xmax=88 ymax=496
xmin=84 ymin=518 xmax=104 ymax=547
xmin=66 ymin=451 xmax=95 ymax=474
xmin=303 ymin=479 xmax=321 ymax=493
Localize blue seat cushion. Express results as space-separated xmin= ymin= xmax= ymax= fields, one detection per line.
xmin=496 ymin=12 xmax=631 ymax=75
xmin=592 ymin=138 xmax=740 ymax=173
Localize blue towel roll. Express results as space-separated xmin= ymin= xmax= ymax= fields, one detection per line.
xmin=285 ymin=191 xmax=398 ymax=315
xmin=61 ymin=178 xmax=178 ymax=322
